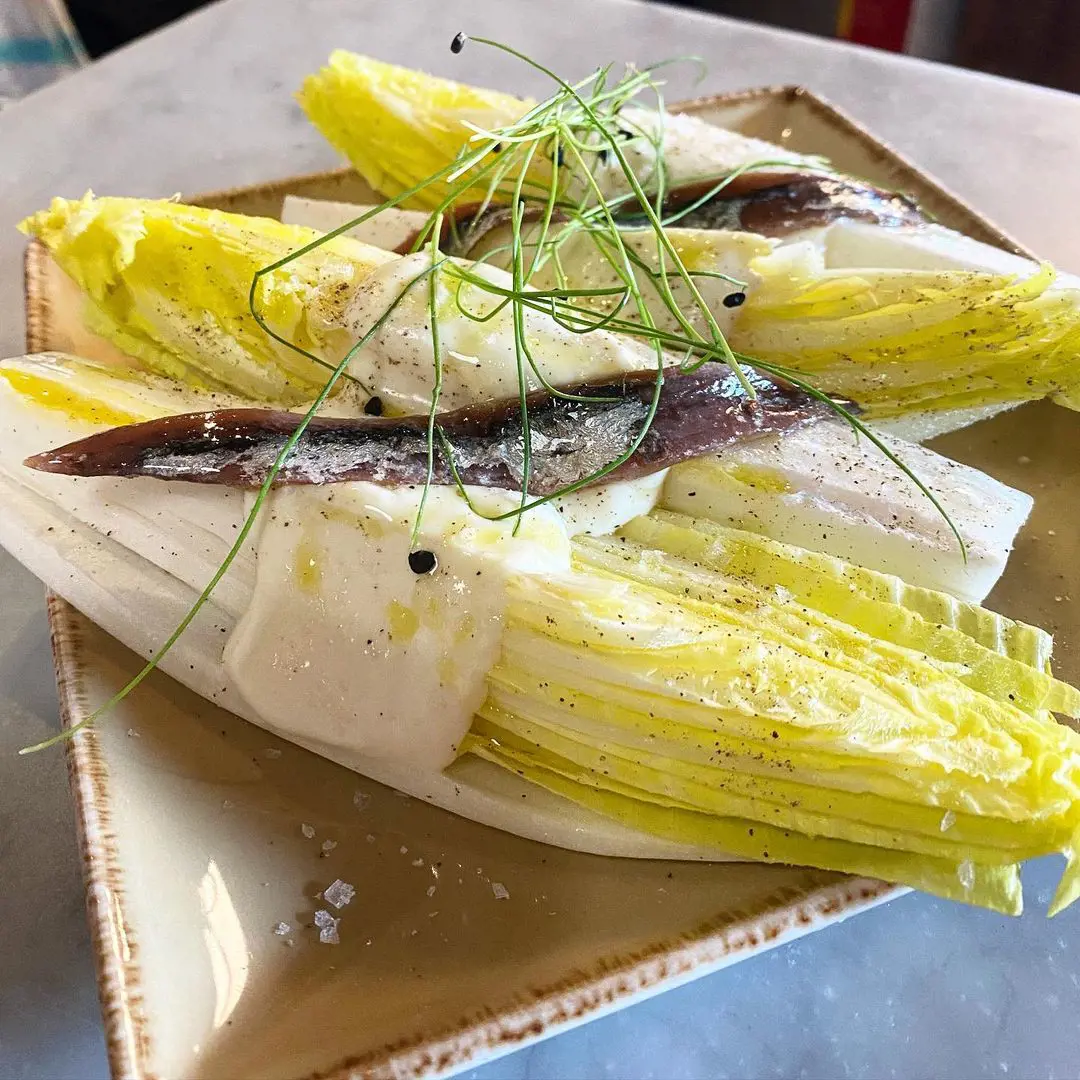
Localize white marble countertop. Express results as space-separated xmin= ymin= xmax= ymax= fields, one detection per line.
xmin=1 ymin=1 xmax=1079 ymax=1077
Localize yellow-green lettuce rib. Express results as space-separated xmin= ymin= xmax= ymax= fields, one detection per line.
xmin=20 ymin=194 xmax=393 ymax=403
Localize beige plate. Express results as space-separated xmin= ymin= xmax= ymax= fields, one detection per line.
xmin=24 ymin=87 xmax=1076 ymax=1080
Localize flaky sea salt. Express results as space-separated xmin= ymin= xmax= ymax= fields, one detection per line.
xmin=273 ymin=921 xmax=291 ymax=936
xmin=264 ymin=747 xmax=282 ymax=759
xmin=353 ymin=789 xmax=371 ymax=811
xmin=321 ymin=839 xmax=338 ymax=856
xmin=412 ymin=858 xmax=424 ymax=868
xmin=491 ymin=882 xmax=510 ymax=900
xmin=399 ymin=845 xmax=409 ymax=855
xmin=323 ymin=879 xmax=355 ymax=909
xmin=365 ymin=834 xmax=376 ymax=843
xmin=426 ymin=885 xmax=437 ymax=898
xmin=939 ymin=810 xmax=957 ymax=832
xmin=126 ymin=728 xmax=141 ymax=738
xmin=301 ymin=823 xmax=316 ymax=839
xmin=313 ymin=909 xmax=340 ymax=944
xmin=958 ymin=860 xmax=976 ymax=890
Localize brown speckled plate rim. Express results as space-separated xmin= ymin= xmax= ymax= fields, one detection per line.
xmin=28 ymin=82 xmax=1029 ymax=1080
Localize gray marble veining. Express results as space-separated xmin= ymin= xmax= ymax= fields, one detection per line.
xmin=1 ymin=1 xmax=1079 ymax=1078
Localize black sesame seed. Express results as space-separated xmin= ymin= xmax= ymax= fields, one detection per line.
xmin=450 ymin=32 xmax=467 ymax=53
xmin=364 ymin=395 xmax=384 ymax=416
xmin=722 ymin=291 xmax=747 ymax=308
xmin=408 ymin=549 xmax=438 ymax=575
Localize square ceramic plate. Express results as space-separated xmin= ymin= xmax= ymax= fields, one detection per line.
xmin=22 ymin=86 xmax=1074 ymax=1080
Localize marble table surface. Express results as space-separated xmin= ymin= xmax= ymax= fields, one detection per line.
xmin=2 ymin=1 xmax=1079 ymax=1077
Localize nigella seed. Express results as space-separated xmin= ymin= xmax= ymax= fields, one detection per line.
xmin=364 ymin=396 xmax=384 ymax=416
xmin=408 ymin=549 xmax=438 ymax=575
xmin=722 ymin=291 xmax=747 ymax=308
xmin=450 ymin=32 xmax=467 ymax=53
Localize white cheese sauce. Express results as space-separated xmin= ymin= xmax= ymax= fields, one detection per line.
xmin=223 ymin=477 xmax=664 ymax=771
xmin=342 ymin=254 xmax=659 ymax=414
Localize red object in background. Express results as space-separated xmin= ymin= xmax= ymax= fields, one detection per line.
xmin=836 ymin=0 xmax=915 ymax=52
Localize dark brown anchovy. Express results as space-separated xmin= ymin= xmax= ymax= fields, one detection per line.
xmin=644 ymin=174 xmax=926 ymax=237
xmin=25 ymin=366 xmax=840 ymax=494
xmin=403 ymin=173 xmax=925 ymax=258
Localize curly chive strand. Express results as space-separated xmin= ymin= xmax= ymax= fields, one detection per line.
xmin=441 ymin=46 xmax=954 ymax=549
xmin=466 ymin=36 xmax=751 ymax=396
xmin=412 ymin=216 xmax=448 ymax=546
xmin=509 ymin=163 xmax=538 ymax=532
xmin=560 ymin=141 xmax=653 ymax=315
xmin=523 ymin=128 xmax=563 ymax=283
xmin=656 ymin=158 xmax=794 ymax=229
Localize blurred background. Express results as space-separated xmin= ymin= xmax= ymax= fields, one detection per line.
xmin=3 ymin=0 xmax=1079 ymax=105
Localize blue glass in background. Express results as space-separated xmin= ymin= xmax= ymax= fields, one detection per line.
xmin=0 ymin=0 xmax=86 ymax=105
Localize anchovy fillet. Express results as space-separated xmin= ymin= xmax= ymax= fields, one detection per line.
xmin=417 ymin=173 xmax=926 ymax=258
xmin=25 ymin=366 xmax=837 ymax=493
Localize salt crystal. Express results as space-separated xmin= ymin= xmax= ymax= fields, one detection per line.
xmin=126 ymin=728 xmax=141 ymax=738
xmin=273 ymin=921 xmax=291 ymax=936
xmin=957 ymin=860 xmax=975 ymax=890
xmin=399 ymin=845 xmax=409 ymax=855
xmin=222 ymin=799 xmax=234 ymax=810
xmin=365 ymin=834 xmax=376 ymax=843
xmin=313 ymin=909 xmax=340 ymax=944
xmin=301 ymin=823 xmax=316 ymax=839
xmin=353 ymin=789 xmax=371 ymax=811
xmin=264 ymin=747 xmax=282 ymax=759
xmin=426 ymin=885 xmax=437 ymax=898
xmin=320 ymin=839 xmax=338 ymax=855
xmin=491 ymin=882 xmax=510 ymax=900
xmin=412 ymin=857 xmax=424 ymax=867
xmin=1018 ymin=455 xmax=1031 ymax=465
xmin=939 ymin=810 xmax=957 ymax=832
xmin=323 ymin=879 xmax=355 ymax=909
xmin=1048 ymin=529 xmax=1057 ymax=536
xmin=774 ymin=585 xmax=793 ymax=603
